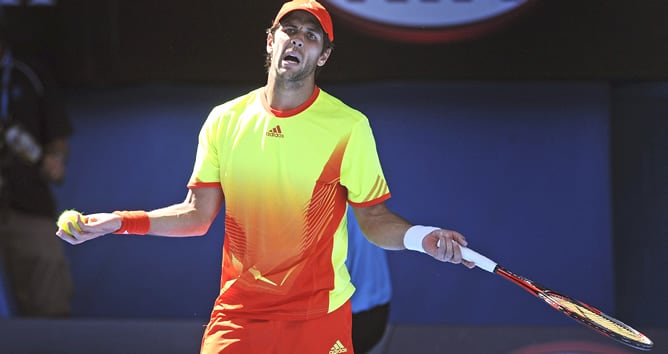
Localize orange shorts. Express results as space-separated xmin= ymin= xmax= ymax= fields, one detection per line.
xmin=200 ymin=300 xmax=353 ymax=354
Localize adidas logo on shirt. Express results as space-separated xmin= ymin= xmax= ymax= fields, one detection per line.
xmin=329 ymin=340 xmax=348 ymax=354
xmin=266 ymin=125 xmax=284 ymax=138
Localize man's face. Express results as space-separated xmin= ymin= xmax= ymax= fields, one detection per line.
xmin=267 ymin=11 xmax=331 ymax=82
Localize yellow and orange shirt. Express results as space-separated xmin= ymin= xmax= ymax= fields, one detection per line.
xmin=188 ymin=86 xmax=390 ymax=320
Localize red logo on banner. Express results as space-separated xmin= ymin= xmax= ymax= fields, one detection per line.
xmin=323 ymin=0 xmax=537 ymax=43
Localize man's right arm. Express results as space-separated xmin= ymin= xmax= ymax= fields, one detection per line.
xmin=56 ymin=187 xmax=224 ymax=245
xmin=147 ymin=187 xmax=223 ymax=236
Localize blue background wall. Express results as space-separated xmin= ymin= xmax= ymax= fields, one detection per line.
xmin=611 ymin=83 xmax=668 ymax=327
xmin=54 ymin=81 xmax=613 ymax=325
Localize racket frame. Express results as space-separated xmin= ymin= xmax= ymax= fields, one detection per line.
xmin=460 ymin=246 xmax=654 ymax=351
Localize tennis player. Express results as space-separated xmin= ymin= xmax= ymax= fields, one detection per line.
xmin=56 ymin=1 xmax=475 ymax=352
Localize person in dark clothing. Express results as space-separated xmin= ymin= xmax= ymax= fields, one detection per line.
xmin=346 ymin=206 xmax=392 ymax=353
xmin=0 ymin=15 xmax=73 ymax=317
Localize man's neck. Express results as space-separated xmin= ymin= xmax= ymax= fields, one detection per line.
xmin=264 ymin=73 xmax=317 ymax=111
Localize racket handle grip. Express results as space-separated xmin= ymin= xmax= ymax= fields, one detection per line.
xmin=461 ymin=247 xmax=498 ymax=273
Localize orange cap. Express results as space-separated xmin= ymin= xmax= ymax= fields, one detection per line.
xmin=273 ymin=0 xmax=334 ymax=42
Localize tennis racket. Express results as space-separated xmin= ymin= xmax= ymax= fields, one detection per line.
xmin=460 ymin=246 xmax=654 ymax=351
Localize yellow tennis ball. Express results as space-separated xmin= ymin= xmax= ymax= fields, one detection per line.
xmin=57 ymin=209 xmax=86 ymax=235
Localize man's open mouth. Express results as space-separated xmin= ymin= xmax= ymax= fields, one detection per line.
xmin=283 ymin=54 xmax=301 ymax=64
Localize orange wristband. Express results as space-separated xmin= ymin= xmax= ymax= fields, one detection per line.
xmin=112 ymin=210 xmax=150 ymax=235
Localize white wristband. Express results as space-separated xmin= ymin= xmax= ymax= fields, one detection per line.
xmin=404 ymin=225 xmax=440 ymax=253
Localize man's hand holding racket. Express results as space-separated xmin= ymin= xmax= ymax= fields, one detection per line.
xmin=425 ymin=229 xmax=476 ymax=267
xmin=403 ymin=225 xmax=475 ymax=267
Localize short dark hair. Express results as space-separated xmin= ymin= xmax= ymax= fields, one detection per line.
xmin=264 ymin=23 xmax=334 ymax=75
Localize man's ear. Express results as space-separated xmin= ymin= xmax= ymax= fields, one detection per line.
xmin=317 ymin=47 xmax=332 ymax=67
xmin=266 ymin=33 xmax=274 ymax=54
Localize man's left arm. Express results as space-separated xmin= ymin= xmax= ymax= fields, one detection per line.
xmin=352 ymin=203 xmax=474 ymax=267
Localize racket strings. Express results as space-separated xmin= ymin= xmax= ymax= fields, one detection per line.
xmin=545 ymin=294 xmax=652 ymax=344
xmin=495 ymin=267 xmax=652 ymax=350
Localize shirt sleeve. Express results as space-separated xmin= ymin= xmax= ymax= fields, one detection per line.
xmin=341 ymin=117 xmax=391 ymax=206
xmin=187 ymin=106 xmax=222 ymax=188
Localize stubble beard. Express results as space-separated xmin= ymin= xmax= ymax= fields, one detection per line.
xmin=272 ymin=57 xmax=317 ymax=90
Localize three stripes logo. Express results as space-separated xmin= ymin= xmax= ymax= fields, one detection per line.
xmin=266 ymin=125 xmax=285 ymax=138
xmin=329 ymin=340 xmax=348 ymax=354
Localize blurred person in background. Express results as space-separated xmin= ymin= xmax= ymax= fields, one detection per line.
xmin=0 ymin=10 xmax=73 ymax=317
xmin=346 ymin=206 xmax=392 ymax=353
